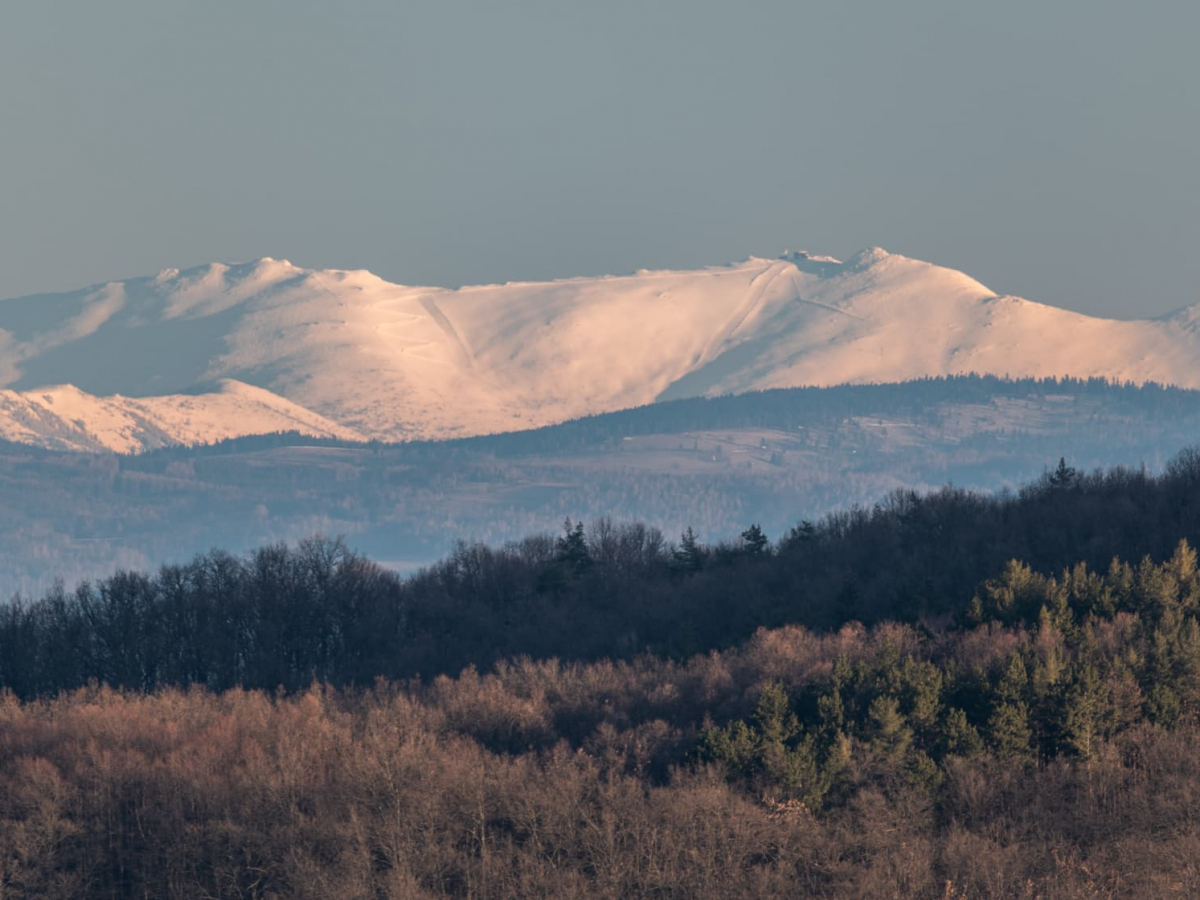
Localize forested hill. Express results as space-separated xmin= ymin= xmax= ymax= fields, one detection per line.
xmin=6 ymin=448 xmax=1200 ymax=697
xmin=5 ymin=374 xmax=1200 ymax=598
xmin=145 ymin=373 xmax=1198 ymax=459
xmin=10 ymin=452 xmax=1200 ymax=897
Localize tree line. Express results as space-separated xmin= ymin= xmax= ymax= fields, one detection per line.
xmin=8 ymin=451 xmax=1200 ymax=695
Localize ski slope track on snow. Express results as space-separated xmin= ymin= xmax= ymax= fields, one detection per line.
xmin=1 ymin=248 xmax=1198 ymax=452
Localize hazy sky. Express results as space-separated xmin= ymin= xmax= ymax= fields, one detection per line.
xmin=1 ymin=1 xmax=1197 ymax=318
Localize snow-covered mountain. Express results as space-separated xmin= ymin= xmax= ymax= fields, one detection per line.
xmin=0 ymin=381 xmax=361 ymax=453
xmin=1 ymin=248 xmax=1198 ymax=451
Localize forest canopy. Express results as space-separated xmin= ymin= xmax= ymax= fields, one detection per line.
xmin=6 ymin=449 xmax=1200 ymax=896
xmin=7 ymin=447 xmax=1200 ymax=695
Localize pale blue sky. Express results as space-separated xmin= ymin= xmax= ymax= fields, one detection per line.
xmin=1 ymin=0 xmax=1197 ymax=318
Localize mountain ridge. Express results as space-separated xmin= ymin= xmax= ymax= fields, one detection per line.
xmin=0 ymin=380 xmax=362 ymax=453
xmin=1 ymin=248 xmax=1197 ymax=452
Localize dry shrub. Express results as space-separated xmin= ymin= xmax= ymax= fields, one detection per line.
xmin=954 ymin=622 xmax=1031 ymax=673
xmin=429 ymin=666 xmax=553 ymax=752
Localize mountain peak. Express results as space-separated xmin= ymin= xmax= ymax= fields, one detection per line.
xmin=846 ymin=246 xmax=892 ymax=269
xmin=780 ymin=250 xmax=844 ymax=278
xmin=781 ymin=250 xmax=842 ymax=263
xmin=778 ymin=247 xmax=895 ymax=277
xmin=251 ymin=256 xmax=300 ymax=275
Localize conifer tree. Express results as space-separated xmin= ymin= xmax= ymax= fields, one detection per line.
xmin=554 ymin=518 xmax=592 ymax=576
xmin=673 ymin=527 xmax=704 ymax=572
xmin=1059 ymin=662 xmax=1104 ymax=759
xmin=990 ymin=654 xmax=1033 ymax=760
xmin=740 ymin=524 xmax=769 ymax=556
xmin=941 ymin=707 xmax=984 ymax=757
xmin=867 ymin=695 xmax=913 ymax=763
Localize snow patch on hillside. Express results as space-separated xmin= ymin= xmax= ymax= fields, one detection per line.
xmin=0 ymin=380 xmax=362 ymax=453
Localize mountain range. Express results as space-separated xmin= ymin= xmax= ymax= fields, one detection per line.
xmin=2 ymin=248 xmax=1198 ymax=451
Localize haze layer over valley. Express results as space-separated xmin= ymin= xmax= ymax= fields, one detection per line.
xmin=2 ymin=249 xmax=1199 ymax=451
xmin=0 ymin=376 xmax=1197 ymax=598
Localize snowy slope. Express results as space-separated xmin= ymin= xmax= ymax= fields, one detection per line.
xmin=0 ymin=380 xmax=362 ymax=453
xmin=0 ymin=248 xmax=1197 ymax=450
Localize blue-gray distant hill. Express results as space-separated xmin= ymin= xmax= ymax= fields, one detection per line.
xmin=1 ymin=375 xmax=1198 ymax=597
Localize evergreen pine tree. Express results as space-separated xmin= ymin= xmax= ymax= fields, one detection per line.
xmin=554 ymin=518 xmax=592 ymax=576
xmin=1059 ymin=662 xmax=1104 ymax=759
xmin=740 ymin=524 xmax=769 ymax=556
xmin=673 ymin=527 xmax=704 ymax=572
